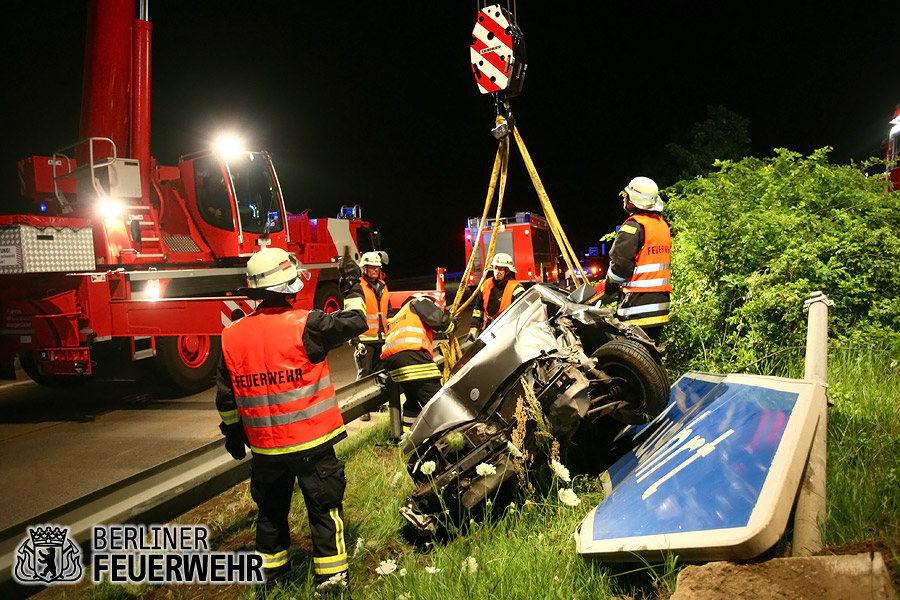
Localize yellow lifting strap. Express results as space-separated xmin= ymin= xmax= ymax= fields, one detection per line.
xmin=438 ymin=117 xmax=591 ymax=382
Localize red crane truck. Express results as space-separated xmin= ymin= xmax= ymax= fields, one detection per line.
xmin=0 ymin=0 xmax=396 ymax=391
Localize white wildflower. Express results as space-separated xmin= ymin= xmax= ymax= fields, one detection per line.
xmin=316 ymin=572 xmax=348 ymax=592
xmin=475 ymin=462 xmax=496 ymax=477
xmin=420 ymin=460 xmax=437 ymax=476
xmin=461 ymin=556 xmax=478 ymax=574
xmin=425 ymin=566 xmax=441 ymax=574
xmin=375 ymin=558 xmax=398 ymax=575
xmin=508 ymin=501 xmax=517 ymax=512
xmin=550 ymin=459 xmax=571 ymax=482
xmin=485 ymin=499 xmax=492 ymax=507
xmin=352 ymin=536 xmax=365 ymax=558
xmin=390 ymin=471 xmax=405 ymax=493
xmin=558 ymin=487 xmax=582 ymax=507
xmin=506 ymin=441 xmax=523 ymax=458
xmin=399 ymin=568 xmax=408 ymax=577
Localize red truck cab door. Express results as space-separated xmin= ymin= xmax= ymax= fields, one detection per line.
xmin=179 ymin=150 xmax=288 ymax=259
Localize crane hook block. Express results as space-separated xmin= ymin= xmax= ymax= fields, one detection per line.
xmin=470 ymin=4 xmax=527 ymax=98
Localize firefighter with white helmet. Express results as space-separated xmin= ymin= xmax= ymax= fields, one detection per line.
xmin=601 ymin=176 xmax=672 ymax=342
xmin=215 ymin=247 xmax=366 ymax=590
xmin=381 ymin=293 xmax=457 ymax=431
xmin=343 ymin=250 xmax=396 ymax=419
xmin=468 ymin=252 xmax=525 ymax=340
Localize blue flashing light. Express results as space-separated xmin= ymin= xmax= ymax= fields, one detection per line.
xmin=39 ymin=203 xmax=48 ymax=213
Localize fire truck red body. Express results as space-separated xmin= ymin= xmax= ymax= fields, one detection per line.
xmin=463 ymin=212 xmax=559 ymax=287
xmin=887 ymin=104 xmax=900 ymax=190
xmin=0 ymin=0 xmax=425 ymax=391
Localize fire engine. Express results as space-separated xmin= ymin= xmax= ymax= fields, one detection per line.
xmin=887 ymin=104 xmax=900 ymax=190
xmin=0 ymin=0 xmax=407 ymax=392
xmin=463 ymin=212 xmax=559 ymax=286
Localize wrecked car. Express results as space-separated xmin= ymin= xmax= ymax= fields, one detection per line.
xmin=399 ymin=283 xmax=670 ymax=537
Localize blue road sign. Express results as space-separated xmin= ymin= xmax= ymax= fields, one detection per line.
xmin=575 ymin=371 xmax=825 ymax=562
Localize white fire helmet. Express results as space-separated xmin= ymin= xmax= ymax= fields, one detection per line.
xmin=359 ymin=251 xmax=383 ymax=268
xmin=491 ymin=252 xmax=517 ymax=273
xmin=246 ymin=248 xmax=303 ymax=294
xmin=623 ymin=176 xmax=664 ymax=212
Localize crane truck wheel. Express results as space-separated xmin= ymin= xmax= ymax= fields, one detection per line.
xmin=314 ymin=283 xmax=343 ymax=313
xmin=155 ymin=335 xmax=222 ymax=393
xmin=591 ymin=338 xmax=670 ymax=425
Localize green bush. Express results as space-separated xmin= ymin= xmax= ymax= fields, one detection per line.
xmin=664 ymin=147 xmax=900 ymax=374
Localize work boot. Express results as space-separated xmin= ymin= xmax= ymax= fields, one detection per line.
xmin=262 ymin=564 xmax=292 ymax=588
xmin=360 ymin=412 xmax=371 ymax=421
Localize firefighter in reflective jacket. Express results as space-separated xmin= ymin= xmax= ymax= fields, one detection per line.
xmin=468 ymin=252 xmax=525 ymax=340
xmin=343 ymin=251 xmax=395 ymax=379
xmin=602 ymin=176 xmax=672 ymax=343
xmin=216 ymin=248 xmax=366 ymax=591
xmin=380 ymin=295 xmax=457 ymax=431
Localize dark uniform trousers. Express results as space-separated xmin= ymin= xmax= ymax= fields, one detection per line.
xmin=397 ymin=377 xmax=441 ymax=430
xmin=354 ymin=342 xmax=384 ymax=379
xmin=250 ymin=447 xmax=347 ymax=585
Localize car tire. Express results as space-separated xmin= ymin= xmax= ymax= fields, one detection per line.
xmin=592 ymin=338 xmax=670 ymax=425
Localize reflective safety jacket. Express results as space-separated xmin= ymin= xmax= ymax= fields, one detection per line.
xmin=352 ymin=277 xmax=390 ymax=343
xmin=619 ymin=213 xmax=672 ymax=293
xmin=220 ymin=307 xmax=345 ymax=455
xmin=381 ymin=303 xmax=434 ymax=359
xmin=472 ymin=277 xmax=524 ymax=330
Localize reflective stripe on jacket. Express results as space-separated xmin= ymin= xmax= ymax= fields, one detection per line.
xmin=221 ymin=307 xmax=345 ymax=455
xmin=358 ymin=277 xmax=390 ymax=343
xmin=381 ymin=303 xmax=434 ymax=359
xmin=481 ymin=278 xmax=522 ymax=321
xmin=621 ymin=213 xmax=672 ymax=293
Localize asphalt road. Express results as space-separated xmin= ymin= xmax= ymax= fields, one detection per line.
xmin=0 ymin=344 xmax=361 ymax=531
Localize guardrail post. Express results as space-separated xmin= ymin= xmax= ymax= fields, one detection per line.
xmin=387 ymin=377 xmax=402 ymax=440
xmin=792 ymin=290 xmax=833 ymax=556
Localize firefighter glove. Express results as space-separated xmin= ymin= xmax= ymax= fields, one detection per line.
xmin=339 ymin=252 xmax=361 ymax=280
xmin=339 ymin=276 xmax=354 ymax=295
xmin=219 ymin=422 xmax=248 ymax=461
xmin=467 ymin=327 xmax=479 ymax=343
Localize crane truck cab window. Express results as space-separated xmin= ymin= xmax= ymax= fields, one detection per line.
xmin=195 ymin=155 xmax=234 ymax=230
xmin=226 ymin=153 xmax=284 ymax=235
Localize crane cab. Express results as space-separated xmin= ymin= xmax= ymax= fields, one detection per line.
xmin=178 ymin=150 xmax=288 ymax=259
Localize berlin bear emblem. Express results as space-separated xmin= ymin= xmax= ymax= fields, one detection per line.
xmin=14 ymin=525 xmax=83 ymax=585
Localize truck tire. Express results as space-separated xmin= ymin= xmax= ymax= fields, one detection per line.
xmin=592 ymin=338 xmax=670 ymax=425
xmin=314 ymin=282 xmax=343 ymax=313
xmin=155 ymin=335 xmax=221 ymax=393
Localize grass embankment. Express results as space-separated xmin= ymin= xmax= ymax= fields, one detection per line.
xmin=70 ymin=345 xmax=899 ymax=599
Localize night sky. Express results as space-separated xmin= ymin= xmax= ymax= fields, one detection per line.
xmin=2 ymin=2 xmax=898 ymax=277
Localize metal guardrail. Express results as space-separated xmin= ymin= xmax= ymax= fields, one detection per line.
xmin=0 ymin=339 xmax=471 ymax=598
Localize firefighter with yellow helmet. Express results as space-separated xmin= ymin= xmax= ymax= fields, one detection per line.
xmin=601 ymin=176 xmax=672 ymax=342
xmin=468 ymin=252 xmax=525 ymax=340
xmin=215 ymin=247 xmax=366 ymax=591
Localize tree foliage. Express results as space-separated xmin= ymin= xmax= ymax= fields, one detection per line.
xmin=664 ymin=147 xmax=900 ymax=374
xmin=644 ymin=105 xmax=751 ymax=187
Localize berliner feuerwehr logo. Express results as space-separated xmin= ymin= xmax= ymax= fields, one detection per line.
xmin=14 ymin=525 xmax=83 ymax=585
